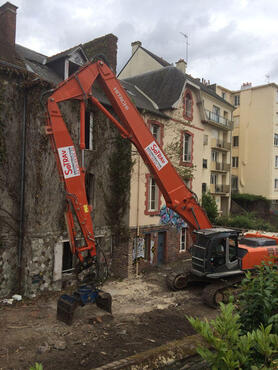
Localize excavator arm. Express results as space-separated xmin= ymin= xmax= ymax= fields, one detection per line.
xmin=46 ymin=60 xmax=212 ymax=324
xmin=46 ymin=60 xmax=211 ymax=267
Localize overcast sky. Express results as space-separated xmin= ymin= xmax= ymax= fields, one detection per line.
xmin=13 ymin=0 xmax=278 ymax=90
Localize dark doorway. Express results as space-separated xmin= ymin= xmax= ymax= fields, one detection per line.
xmin=157 ymin=232 xmax=166 ymax=264
xmin=62 ymin=241 xmax=73 ymax=272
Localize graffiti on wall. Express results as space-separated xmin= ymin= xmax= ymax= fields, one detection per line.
xmin=159 ymin=205 xmax=187 ymax=231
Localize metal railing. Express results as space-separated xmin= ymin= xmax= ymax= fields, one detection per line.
xmin=205 ymin=109 xmax=233 ymax=129
xmin=211 ymin=162 xmax=231 ymax=172
xmin=211 ymin=138 xmax=231 ymax=150
xmin=210 ymin=184 xmax=230 ymax=194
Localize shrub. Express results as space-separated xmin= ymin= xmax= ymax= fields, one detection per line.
xmin=238 ymin=262 xmax=278 ymax=334
xmin=30 ymin=364 xmax=43 ymax=370
xmin=232 ymin=193 xmax=270 ymax=215
xmin=202 ymin=192 xmax=218 ymax=224
xmin=217 ymin=214 xmax=274 ymax=231
xmin=187 ymin=303 xmax=278 ymax=369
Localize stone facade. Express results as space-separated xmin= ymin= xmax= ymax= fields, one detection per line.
xmin=0 ymin=2 xmax=131 ymax=297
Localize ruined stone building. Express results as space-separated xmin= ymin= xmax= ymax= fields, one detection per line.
xmin=0 ymin=1 xmax=130 ymax=297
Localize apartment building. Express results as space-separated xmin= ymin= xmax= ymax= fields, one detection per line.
xmin=216 ymin=82 xmax=278 ymax=208
xmin=119 ymin=42 xmax=234 ymax=266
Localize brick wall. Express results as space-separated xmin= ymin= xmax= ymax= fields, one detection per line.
xmin=129 ymin=225 xmax=191 ymax=274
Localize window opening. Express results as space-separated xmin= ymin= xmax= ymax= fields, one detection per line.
xmin=85 ymin=111 xmax=95 ymax=150
xmin=151 ymin=123 xmax=161 ymax=144
xmin=183 ymin=133 xmax=192 ymax=162
xmin=232 ymin=156 xmax=239 ymax=168
xmin=148 ymin=177 xmax=159 ymax=211
xmin=62 ymin=241 xmax=74 ymax=273
xmin=180 ymin=227 xmax=187 ymax=251
xmin=233 ymin=136 xmax=239 ymax=147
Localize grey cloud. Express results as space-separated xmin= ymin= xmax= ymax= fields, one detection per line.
xmin=12 ymin=0 xmax=278 ymax=89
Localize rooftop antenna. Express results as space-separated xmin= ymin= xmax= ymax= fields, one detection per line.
xmin=180 ymin=32 xmax=189 ymax=63
xmin=265 ymin=74 xmax=270 ymax=84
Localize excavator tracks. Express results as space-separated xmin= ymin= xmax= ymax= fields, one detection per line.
xmin=166 ymin=271 xmax=191 ymax=291
xmin=202 ymin=276 xmax=243 ymax=308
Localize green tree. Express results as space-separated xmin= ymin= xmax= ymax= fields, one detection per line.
xmin=188 ymin=303 xmax=278 ymax=369
xmin=238 ymin=261 xmax=278 ymax=334
xmin=202 ymin=192 xmax=218 ymax=224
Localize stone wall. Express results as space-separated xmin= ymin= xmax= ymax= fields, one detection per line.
xmin=0 ymin=33 xmax=129 ymax=297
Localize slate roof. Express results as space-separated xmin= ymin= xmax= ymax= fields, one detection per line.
xmin=92 ymin=79 xmax=166 ymax=117
xmin=15 ymin=44 xmax=61 ymax=85
xmin=123 ymin=66 xmax=234 ymax=110
xmin=6 ymin=44 xmax=166 ymax=116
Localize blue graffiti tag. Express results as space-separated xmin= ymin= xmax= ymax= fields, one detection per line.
xmin=159 ymin=205 xmax=187 ymax=231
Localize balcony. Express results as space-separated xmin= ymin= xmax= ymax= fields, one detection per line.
xmin=210 ymin=184 xmax=230 ymax=194
xmin=211 ymin=138 xmax=231 ymax=151
xmin=210 ymin=161 xmax=231 ymax=172
xmin=204 ymin=109 xmax=233 ymax=130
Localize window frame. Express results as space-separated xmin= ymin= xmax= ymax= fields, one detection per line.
xmin=275 ymin=156 xmax=278 ymax=168
xmin=180 ymin=131 xmax=194 ymax=166
xmin=232 ymin=156 xmax=239 ymax=168
xmin=233 ymin=136 xmax=239 ymax=147
xmin=183 ymin=88 xmax=193 ymax=121
xmin=211 ymin=150 xmax=218 ymax=162
xmin=179 ymin=227 xmax=187 ymax=252
xmin=211 ymin=173 xmax=218 ymax=185
xmin=148 ymin=120 xmax=164 ymax=145
xmin=231 ymin=175 xmax=238 ymax=192
xmin=234 ymin=95 xmax=240 ymax=106
xmin=144 ymin=174 xmax=161 ymax=215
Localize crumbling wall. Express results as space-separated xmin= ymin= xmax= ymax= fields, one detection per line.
xmin=0 ymin=33 xmax=132 ymax=297
xmin=0 ymin=71 xmax=24 ymax=295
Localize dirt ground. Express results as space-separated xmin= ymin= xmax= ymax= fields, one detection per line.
xmin=0 ymin=261 xmax=217 ymax=370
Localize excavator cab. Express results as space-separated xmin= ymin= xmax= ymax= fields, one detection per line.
xmin=191 ymin=228 xmax=243 ymax=278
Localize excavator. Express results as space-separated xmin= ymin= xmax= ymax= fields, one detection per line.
xmin=45 ymin=59 xmax=278 ymax=324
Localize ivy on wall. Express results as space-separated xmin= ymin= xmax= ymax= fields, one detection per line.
xmin=0 ymin=80 xmax=6 ymax=164
xmin=164 ymin=137 xmax=196 ymax=182
xmin=103 ymin=132 xmax=134 ymax=240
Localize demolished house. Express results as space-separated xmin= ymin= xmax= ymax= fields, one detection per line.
xmin=0 ymin=2 xmax=130 ymax=297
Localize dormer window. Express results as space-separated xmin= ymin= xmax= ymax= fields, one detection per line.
xmin=183 ymin=89 xmax=193 ymax=121
xmin=64 ymin=52 xmax=86 ymax=79
xmin=69 ymin=53 xmax=84 ymax=66
xmin=46 ymin=46 xmax=88 ymax=81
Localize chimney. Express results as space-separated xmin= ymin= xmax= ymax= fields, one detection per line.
xmin=0 ymin=2 xmax=19 ymax=65
xmin=0 ymin=2 xmax=18 ymax=48
xmin=241 ymin=82 xmax=252 ymax=90
xmin=131 ymin=41 xmax=141 ymax=55
xmin=176 ymin=59 xmax=187 ymax=74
